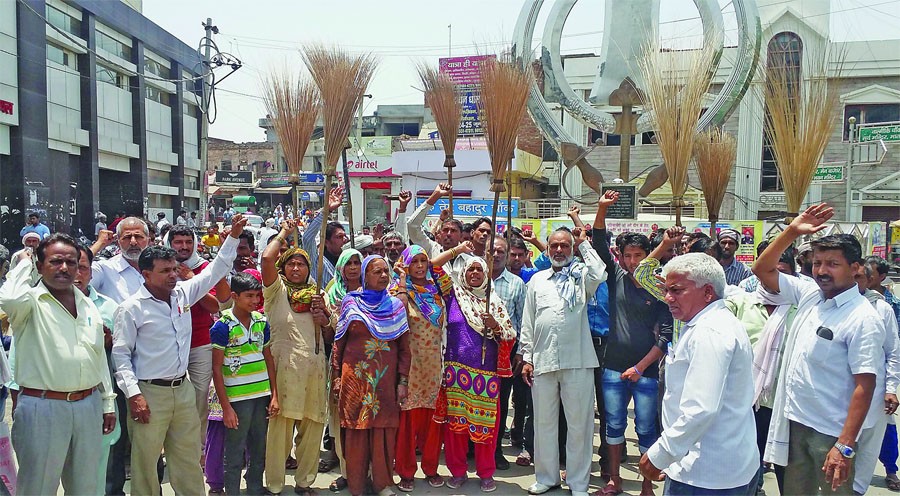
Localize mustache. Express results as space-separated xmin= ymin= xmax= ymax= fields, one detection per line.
xmin=816 ymin=275 xmax=833 ymax=281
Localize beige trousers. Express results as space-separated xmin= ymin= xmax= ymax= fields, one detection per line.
xmin=128 ymin=380 xmax=204 ymax=496
xmin=265 ymin=415 xmax=325 ymax=492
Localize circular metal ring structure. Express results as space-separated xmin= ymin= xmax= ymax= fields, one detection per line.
xmin=511 ymin=0 xmax=761 ymax=153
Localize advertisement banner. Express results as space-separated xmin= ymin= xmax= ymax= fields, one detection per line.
xmin=215 ymin=170 xmax=253 ymax=186
xmin=347 ymin=136 xmax=394 ymax=176
xmin=439 ymin=55 xmax=496 ymax=137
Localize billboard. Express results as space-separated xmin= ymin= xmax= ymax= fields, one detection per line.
xmin=439 ymin=55 xmax=496 ymax=137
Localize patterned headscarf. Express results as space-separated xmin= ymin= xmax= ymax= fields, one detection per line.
xmin=451 ymin=256 xmax=516 ymax=341
xmin=394 ymin=245 xmax=445 ymax=329
xmin=275 ymin=247 xmax=317 ymax=313
xmin=326 ymin=248 xmax=362 ymax=307
xmin=336 ymin=255 xmax=408 ymax=341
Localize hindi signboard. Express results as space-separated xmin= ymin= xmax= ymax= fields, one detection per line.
xmin=601 ymin=184 xmax=638 ymax=219
xmin=439 ymin=55 xmax=496 ymax=137
xmin=811 ymin=164 xmax=844 ymax=184
xmin=858 ymin=124 xmax=900 ymax=143
xmin=415 ymin=197 xmax=519 ymax=218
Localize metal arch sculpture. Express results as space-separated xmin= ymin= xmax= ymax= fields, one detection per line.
xmin=511 ymin=0 xmax=761 ymax=198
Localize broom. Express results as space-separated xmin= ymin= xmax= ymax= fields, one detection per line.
xmin=261 ymin=70 xmax=321 ymax=251
xmin=639 ymin=42 xmax=717 ymax=225
xmin=303 ymin=45 xmax=377 ymax=354
xmin=693 ymin=128 xmax=736 ymax=236
xmin=477 ymin=57 xmax=530 ymax=363
xmin=417 ymin=64 xmax=462 ymax=216
xmin=761 ymin=52 xmax=839 ymax=220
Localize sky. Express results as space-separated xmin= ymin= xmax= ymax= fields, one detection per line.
xmin=142 ymin=0 xmax=900 ymax=143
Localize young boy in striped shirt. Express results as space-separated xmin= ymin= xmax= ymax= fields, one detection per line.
xmin=210 ymin=272 xmax=279 ymax=495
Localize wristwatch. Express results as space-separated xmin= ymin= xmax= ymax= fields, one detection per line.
xmin=834 ymin=442 xmax=856 ymax=459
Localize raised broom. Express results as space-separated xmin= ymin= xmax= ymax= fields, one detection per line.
xmin=638 ymin=42 xmax=716 ymax=225
xmin=261 ymin=70 xmax=320 ymax=252
xmin=417 ymin=64 xmax=462 ymax=217
xmin=303 ymin=45 xmax=377 ymax=353
xmin=761 ymin=51 xmax=840 ymax=221
xmin=477 ymin=57 xmax=530 ymax=362
xmin=693 ymin=128 xmax=737 ymax=236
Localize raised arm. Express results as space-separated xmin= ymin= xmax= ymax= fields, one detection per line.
xmin=408 ymin=183 xmax=449 ymax=256
xmin=393 ymin=190 xmax=412 ymax=243
xmin=591 ymin=190 xmax=619 ymax=281
xmin=753 ymin=203 xmax=832 ymax=294
xmin=567 ymin=205 xmax=584 ymax=229
xmin=262 ymin=220 xmax=294 ymax=287
xmin=431 ymin=241 xmax=474 ymax=269
xmin=182 ymin=215 xmax=245 ymax=306
xmin=0 ymin=252 xmax=37 ymax=323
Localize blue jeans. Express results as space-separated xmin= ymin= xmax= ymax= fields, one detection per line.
xmin=663 ymin=472 xmax=759 ymax=496
xmin=601 ymin=368 xmax=658 ymax=451
xmin=881 ymin=423 xmax=899 ymax=474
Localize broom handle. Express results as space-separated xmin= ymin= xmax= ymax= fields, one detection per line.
xmin=342 ymin=148 xmax=355 ymax=247
xmin=506 ymin=158 xmax=513 ymax=239
xmin=292 ymin=183 xmax=301 ymax=248
xmin=483 ymin=189 xmax=501 ymax=365
xmin=315 ymin=177 xmax=334 ymax=356
xmin=447 ymin=165 xmax=454 ymax=218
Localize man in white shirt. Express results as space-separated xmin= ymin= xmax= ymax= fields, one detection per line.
xmin=156 ymin=212 xmax=171 ymax=233
xmin=89 ymin=217 xmax=152 ymax=495
xmin=852 ymin=264 xmax=900 ymax=494
xmin=639 ymin=253 xmax=759 ymax=493
xmin=112 ymin=215 xmax=245 ymax=496
xmin=406 ymin=182 xmax=464 ymax=260
xmin=753 ymin=203 xmax=885 ymax=494
xmin=175 ymin=210 xmax=188 ymax=226
xmin=519 ymin=227 xmax=606 ymax=496
xmin=95 ymin=213 xmax=107 ymax=238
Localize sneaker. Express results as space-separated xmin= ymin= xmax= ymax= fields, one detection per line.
xmin=426 ymin=475 xmax=445 ymax=488
xmin=447 ymin=476 xmax=468 ymax=489
xmin=480 ymin=478 xmax=497 ymax=492
xmin=527 ymin=482 xmax=560 ymax=495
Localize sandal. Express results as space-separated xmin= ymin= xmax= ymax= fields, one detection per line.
xmin=596 ymin=476 xmax=622 ymax=496
xmin=888 ymin=473 xmax=900 ymax=492
xmin=516 ymin=450 xmax=532 ymax=466
xmin=426 ymin=474 xmax=445 ymax=488
xmin=285 ymin=456 xmax=298 ymax=470
xmin=396 ymin=479 xmax=414 ymax=492
xmin=447 ymin=476 xmax=468 ymax=489
xmin=318 ymin=457 xmax=337 ymax=473
xmin=480 ymin=478 xmax=497 ymax=492
xmin=329 ymin=477 xmax=347 ymax=493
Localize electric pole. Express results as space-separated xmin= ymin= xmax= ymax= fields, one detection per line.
xmin=199 ymin=18 xmax=214 ymax=225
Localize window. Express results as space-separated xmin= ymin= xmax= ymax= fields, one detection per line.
xmin=220 ymin=159 xmax=232 ymax=170
xmin=761 ymin=32 xmax=802 ymax=192
xmin=144 ymin=56 xmax=170 ymax=79
xmin=96 ymin=30 xmax=132 ymax=60
xmin=145 ymin=86 xmax=170 ymax=106
xmin=185 ymin=174 xmax=199 ymax=190
xmin=46 ymin=43 xmax=76 ymax=69
xmin=45 ymin=4 xmax=81 ymax=36
xmin=844 ymin=104 xmax=900 ymax=140
xmin=96 ymin=64 xmax=128 ymax=89
xmin=148 ymin=169 xmax=170 ymax=186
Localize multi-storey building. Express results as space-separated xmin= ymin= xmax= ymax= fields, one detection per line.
xmin=0 ymin=0 xmax=204 ymax=246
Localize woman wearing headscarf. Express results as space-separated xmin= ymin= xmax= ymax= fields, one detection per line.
xmin=260 ymin=219 xmax=329 ymax=496
xmin=390 ymin=245 xmax=452 ymax=492
xmin=332 ymin=256 xmax=411 ymax=496
xmin=436 ymin=253 xmax=517 ymax=493
xmin=319 ymin=248 xmax=362 ymax=492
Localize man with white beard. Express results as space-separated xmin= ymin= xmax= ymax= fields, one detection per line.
xmin=90 ymin=217 xmax=153 ymax=495
xmin=520 ymin=227 xmax=607 ymax=496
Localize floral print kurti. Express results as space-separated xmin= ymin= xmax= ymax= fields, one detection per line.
xmin=332 ymin=320 xmax=411 ymax=429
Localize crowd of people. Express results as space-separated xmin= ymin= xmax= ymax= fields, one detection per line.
xmin=0 ymin=184 xmax=898 ymax=496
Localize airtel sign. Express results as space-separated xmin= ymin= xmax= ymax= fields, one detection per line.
xmin=346 ymin=157 xmax=394 ymax=177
